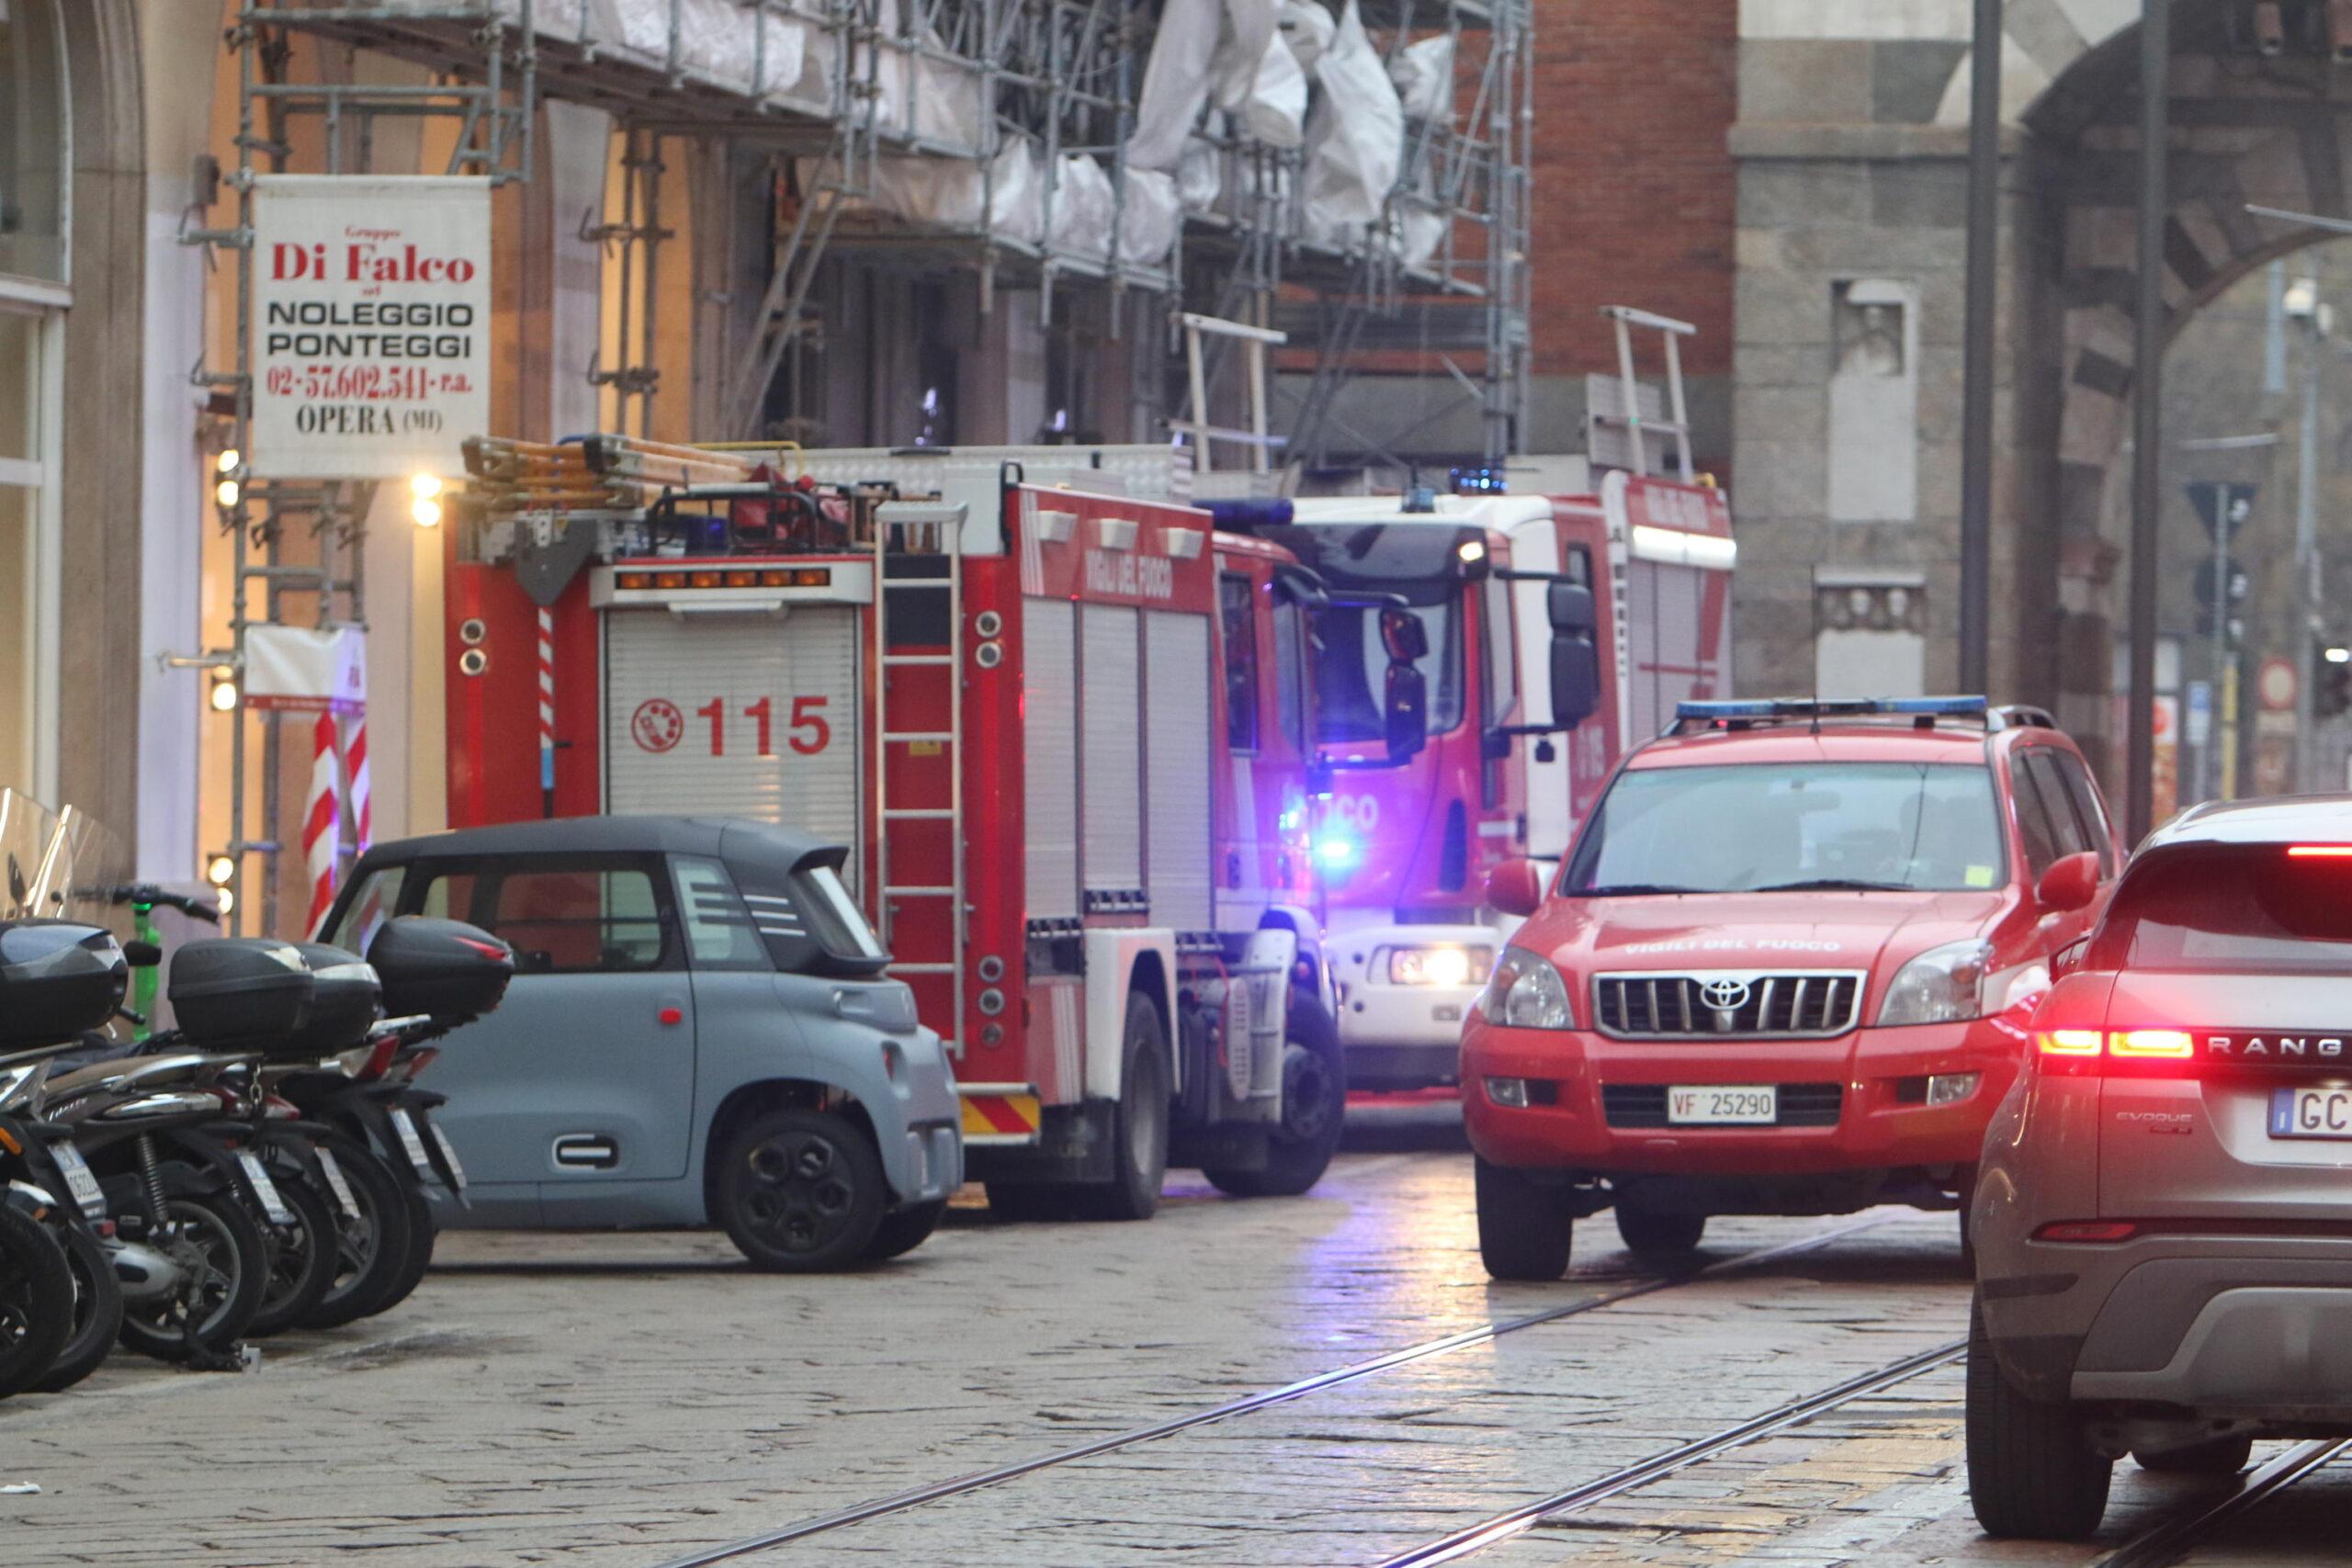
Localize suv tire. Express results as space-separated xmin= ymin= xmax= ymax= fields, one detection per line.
xmin=2133 ymin=1433 xmax=2253 ymax=1475
xmin=1966 ymin=1296 xmax=2111 ymax=1540
xmin=1475 ymin=1157 xmax=1573 ymax=1280
xmin=715 ymin=1108 xmax=887 ymax=1271
xmin=1613 ymin=1203 xmax=1705 ymax=1261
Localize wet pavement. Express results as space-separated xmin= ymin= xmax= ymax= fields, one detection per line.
xmin=4 ymin=1105 xmax=2342 ymax=1567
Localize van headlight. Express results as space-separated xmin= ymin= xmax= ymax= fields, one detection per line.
xmin=1876 ymin=939 xmax=1994 ymax=1027
xmin=1479 ymin=947 xmax=1575 ymax=1030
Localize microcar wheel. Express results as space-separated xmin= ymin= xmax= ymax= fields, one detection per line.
xmin=861 ymin=1201 xmax=946 ymax=1263
xmin=717 ymin=1109 xmax=887 ymax=1271
xmin=1475 ymin=1157 xmax=1574 ymax=1280
xmin=1965 ymin=1296 xmax=2111 ymax=1539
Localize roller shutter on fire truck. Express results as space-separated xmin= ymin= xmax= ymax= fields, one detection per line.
xmin=1143 ymin=610 xmax=1215 ymax=934
xmin=602 ymin=606 xmax=864 ymax=854
xmin=1080 ymin=604 xmax=1144 ymax=903
xmin=1023 ymin=597 xmax=1080 ymax=921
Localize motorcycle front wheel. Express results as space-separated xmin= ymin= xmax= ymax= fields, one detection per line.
xmin=0 ymin=1204 xmax=74 ymax=1397
xmin=31 ymin=1220 xmax=124 ymax=1392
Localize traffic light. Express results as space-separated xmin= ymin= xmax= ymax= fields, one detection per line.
xmin=2320 ymin=640 xmax=2352 ymax=718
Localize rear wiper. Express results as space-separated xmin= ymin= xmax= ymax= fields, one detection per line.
xmin=1749 ymin=878 xmax=1912 ymax=893
xmin=1570 ymin=883 xmax=1701 ymax=897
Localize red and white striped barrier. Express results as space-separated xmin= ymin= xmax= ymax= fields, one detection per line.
xmin=538 ymin=606 xmax=557 ymax=816
xmin=302 ymin=710 xmax=342 ymax=935
xmin=342 ymin=710 xmax=372 ymax=853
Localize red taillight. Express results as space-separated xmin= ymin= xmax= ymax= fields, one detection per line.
xmin=2111 ymin=1028 xmax=2193 ymax=1059
xmin=2033 ymin=1220 xmax=2140 ymax=1244
xmin=2036 ymin=1028 xmax=2198 ymax=1068
xmin=2037 ymin=1028 xmax=2104 ymax=1056
xmin=2288 ymin=845 xmax=2352 ymax=858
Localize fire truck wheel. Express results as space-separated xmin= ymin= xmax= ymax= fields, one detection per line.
xmin=1204 ymin=1040 xmax=1346 ymax=1199
xmin=860 ymin=1201 xmax=946 ymax=1263
xmin=1474 ymin=1157 xmax=1574 ymax=1281
xmin=715 ymin=1109 xmax=888 ymax=1271
xmin=1071 ymin=993 xmax=1170 ymax=1223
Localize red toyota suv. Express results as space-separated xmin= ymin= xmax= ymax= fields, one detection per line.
xmin=1461 ymin=696 xmax=2120 ymax=1280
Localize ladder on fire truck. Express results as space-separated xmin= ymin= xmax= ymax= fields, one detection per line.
xmin=872 ymin=501 xmax=967 ymax=1058
xmin=1589 ymin=306 xmax=1698 ymax=483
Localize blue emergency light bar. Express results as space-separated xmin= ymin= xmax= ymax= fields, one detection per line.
xmin=1674 ymin=696 xmax=1990 ymax=722
xmin=1666 ymin=695 xmax=2021 ymax=738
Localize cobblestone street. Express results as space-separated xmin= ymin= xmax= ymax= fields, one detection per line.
xmin=7 ymin=1114 xmax=2346 ymax=1568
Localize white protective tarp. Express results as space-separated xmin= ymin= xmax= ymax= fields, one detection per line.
xmin=1278 ymin=0 xmax=1336 ymax=73
xmin=1300 ymin=0 xmax=1402 ymax=242
xmin=1050 ymin=154 xmax=1119 ymax=261
xmin=856 ymin=141 xmax=1045 ymax=240
xmin=1119 ymin=168 xmax=1182 ymax=265
xmin=1179 ymin=130 xmax=1225 ymax=213
xmin=1129 ymin=0 xmax=1303 ymax=170
xmin=387 ymin=1 xmax=828 ymax=103
xmin=1390 ymin=33 xmax=1454 ymax=122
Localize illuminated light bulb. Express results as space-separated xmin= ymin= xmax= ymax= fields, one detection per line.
xmin=209 ymin=676 xmax=239 ymax=713
xmin=215 ymin=478 xmax=240 ymax=509
xmin=215 ymin=448 xmax=241 ymax=475
xmin=410 ymin=472 xmax=443 ymax=500
xmin=206 ymin=854 xmax=236 ymax=886
xmin=412 ymin=495 xmax=443 ymax=528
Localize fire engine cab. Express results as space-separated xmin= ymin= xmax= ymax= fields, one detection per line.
xmin=444 ymin=438 xmax=1371 ymax=1217
xmin=1222 ymin=469 xmax=1736 ymax=1090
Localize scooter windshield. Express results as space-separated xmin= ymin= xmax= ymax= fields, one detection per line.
xmin=0 ymin=789 xmax=62 ymax=920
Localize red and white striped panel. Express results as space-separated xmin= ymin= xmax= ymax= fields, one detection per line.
xmin=302 ymin=710 xmax=342 ymax=935
xmin=537 ymin=606 xmax=556 ymax=801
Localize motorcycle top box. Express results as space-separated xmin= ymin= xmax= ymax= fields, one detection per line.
xmin=0 ymin=919 xmax=130 ymax=1053
xmin=367 ymin=918 xmax=514 ymax=1021
xmin=167 ymin=938 xmax=315 ymax=1049
xmin=285 ymin=942 xmax=384 ymax=1055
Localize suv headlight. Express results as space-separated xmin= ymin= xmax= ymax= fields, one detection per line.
xmin=1876 ymin=939 xmax=1994 ymax=1027
xmin=1480 ymin=946 xmax=1575 ymax=1030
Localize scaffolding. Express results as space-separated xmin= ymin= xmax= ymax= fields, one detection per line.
xmin=194 ymin=0 xmax=1531 ymax=926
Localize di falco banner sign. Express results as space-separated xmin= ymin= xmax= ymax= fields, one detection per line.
xmin=248 ymin=175 xmax=492 ymax=479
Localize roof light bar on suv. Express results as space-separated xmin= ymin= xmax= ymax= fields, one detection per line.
xmin=1666 ymin=695 xmax=2006 ymax=736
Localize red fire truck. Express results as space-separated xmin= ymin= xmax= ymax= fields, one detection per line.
xmin=1222 ymin=468 xmax=1736 ymax=1090
xmin=444 ymin=440 xmax=1377 ymax=1215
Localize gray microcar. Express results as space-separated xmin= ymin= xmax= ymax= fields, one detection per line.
xmin=317 ymin=817 xmax=963 ymax=1269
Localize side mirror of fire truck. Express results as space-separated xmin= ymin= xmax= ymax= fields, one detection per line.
xmin=1379 ymin=607 xmax=1431 ymax=763
xmin=1546 ymin=582 xmax=1601 ymax=730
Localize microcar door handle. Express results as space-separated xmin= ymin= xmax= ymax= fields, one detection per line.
xmin=552 ymin=1134 xmax=618 ymax=1170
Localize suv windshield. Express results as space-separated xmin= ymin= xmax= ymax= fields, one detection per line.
xmin=2094 ymin=844 xmax=2352 ymax=973
xmin=1565 ymin=761 xmax=2007 ymax=895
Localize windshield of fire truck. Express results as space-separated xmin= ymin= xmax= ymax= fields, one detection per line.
xmin=1563 ymin=761 xmax=2007 ymax=896
xmin=1276 ymin=525 xmax=1467 ymax=745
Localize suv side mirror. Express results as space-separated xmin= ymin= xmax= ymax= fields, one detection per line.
xmin=1487 ymin=857 xmax=1545 ymax=918
xmin=2037 ymin=851 xmax=2100 ymax=914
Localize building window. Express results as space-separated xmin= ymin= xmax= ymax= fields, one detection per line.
xmin=0 ymin=0 xmax=69 ymax=286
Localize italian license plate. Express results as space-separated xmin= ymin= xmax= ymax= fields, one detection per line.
xmin=2269 ymin=1086 xmax=2352 ymax=1140
xmin=389 ymin=1110 xmax=436 ymax=1179
xmin=49 ymin=1142 xmax=105 ymax=1219
xmin=237 ymin=1151 xmax=296 ymax=1226
xmin=428 ymin=1122 xmax=468 ymax=1190
xmin=312 ymin=1147 xmax=359 ymax=1218
xmin=1667 ymin=1085 xmax=1779 ymax=1125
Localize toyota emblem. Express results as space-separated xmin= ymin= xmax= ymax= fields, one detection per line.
xmin=1699 ymin=976 xmax=1750 ymax=1011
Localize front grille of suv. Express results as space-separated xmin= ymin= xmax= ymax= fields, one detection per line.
xmin=1592 ymin=972 xmax=1866 ymax=1039
xmin=1600 ymin=1082 xmax=1845 ymax=1129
